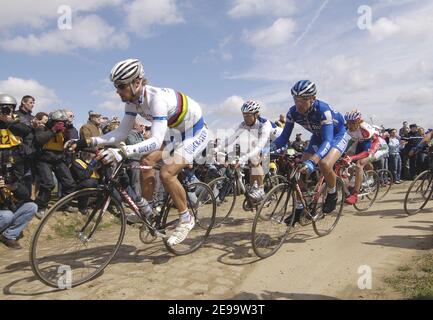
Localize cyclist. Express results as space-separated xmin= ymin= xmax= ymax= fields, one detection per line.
xmin=272 ymin=80 xmax=350 ymax=224
xmin=219 ymin=100 xmax=282 ymax=203
xmin=67 ymin=58 xmax=209 ymax=246
xmin=343 ymin=110 xmax=389 ymax=205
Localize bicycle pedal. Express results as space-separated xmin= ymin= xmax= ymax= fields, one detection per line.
xmin=155 ymin=230 xmax=168 ymax=239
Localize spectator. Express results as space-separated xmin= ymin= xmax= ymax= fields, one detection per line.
xmin=100 ymin=116 xmax=110 ymax=132
xmin=412 ymin=127 xmax=430 ymax=175
xmin=64 ymin=110 xmax=79 ymax=167
xmin=399 ymin=121 xmax=409 ymax=138
xmin=0 ymin=94 xmax=32 ymax=182
xmin=80 ymin=110 xmax=103 ymax=141
xmin=80 ymin=111 xmax=103 ymax=158
xmin=103 ymin=117 xmax=120 ymax=134
xmin=0 ymin=177 xmax=37 ymax=250
xmin=291 ymin=133 xmax=306 ymax=152
xmin=125 ymin=119 xmax=146 ymax=197
xmin=33 ymin=112 xmax=49 ymax=128
xmin=275 ymin=114 xmax=286 ymax=128
xmin=388 ymin=129 xmax=403 ymax=184
xmin=406 ymin=124 xmax=423 ymax=179
xmin=15 ymin=95 xmax=36 ymax=195
xmin=15 ymin=95 xmax=35 ymax=125
xmin=34 ymin=110 xmax=77 ymax=219
xmin=69 ymin=151 xmax=101 ymax=215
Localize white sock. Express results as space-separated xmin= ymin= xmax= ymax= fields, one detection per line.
xmin=296 ymin=202 xmax=304 ymax=210
xmin=180 ymin=211 xmax=191 ymax=223
xmin=328 ymin=187 xmax=337 ymax=194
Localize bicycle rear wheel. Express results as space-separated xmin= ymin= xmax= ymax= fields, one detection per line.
xmin=353 ymin=170 xmax=380 ymax=212
xmin=162 ymin=182 xmax=216 ymax=255
xmin=312 ymin=177 xmax=345 ymax=237
xmin=207 ymin=177 xmax=237 ymax=227
xmin=404 ymin=170 xmax=433 ymax=215
xmin=251 ymin=183 xmax=293 ymax=259
xmin=30 ymin=188 xmax=126 ymax=288
xmin=376 ymin=169 xmax=394 ymax=200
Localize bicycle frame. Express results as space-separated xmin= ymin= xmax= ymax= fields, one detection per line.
xmin=335 ymin=160 xmax=376 ymax=198
xmin=289 ymin=167 xmax=327 ymax=221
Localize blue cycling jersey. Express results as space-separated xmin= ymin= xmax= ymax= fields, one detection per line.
xmin=273 ymin=100 xmax=347 ymax=159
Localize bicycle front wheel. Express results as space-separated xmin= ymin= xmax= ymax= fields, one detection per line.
xmin=30 ymin=188 xmax=126 ymax=288
xmin=251 ymin=183 xmax=293 ymax=259
xmin=404 ymin=170 xmax=433 ymax=215
xmin=162 ymin=182 xmax=216 ymax=255
xmin=312 ymin=177 xmax=345 ymax=237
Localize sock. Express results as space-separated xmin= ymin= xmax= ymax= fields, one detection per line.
xmin=327 ymin=187 xmax=337 ymax=194
xmin=296 ymin=202 xmax=304 ymax=210
xmin=180 ymin=210 xmax=191 ymax=223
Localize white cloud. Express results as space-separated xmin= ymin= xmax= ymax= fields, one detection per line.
xmin=369 ymin=17 xmax=401 ymax=41
xmin=97 ymin=100 xmax=124 ymax=111
xmin=369 ymin=4 xmax=433 ymax=42
xmin=218 ymin=95 xmax=245 ymax=115
xmin=244 ymin=18 xmax=296 ymax=48
xmin=396 ymin=87 xmax=433 ymax=106
xmin=0 ymin=0 xmax=121 ymax=30
xmin=0 ymin=77 xmax=59 ymax=112
xmin=125 ymin=0 xmax=184 ymax=37
xmin=1 ymin=15 xmax=129 ymax=54
xmin=228 ymin=0 xmax=296 ymax=18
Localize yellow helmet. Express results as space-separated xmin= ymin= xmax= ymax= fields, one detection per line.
xmin=269 ymin=162 xmax=277 ymax=170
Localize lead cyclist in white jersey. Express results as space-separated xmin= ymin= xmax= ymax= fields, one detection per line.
xmin=67 ymin=59 xmax=210 ymax=246
xmin=219 ymin=100 xmax=282 ymax=203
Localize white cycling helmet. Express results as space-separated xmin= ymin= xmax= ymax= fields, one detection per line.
xmin=110 ymin=58 xmax=145 ymax=85
xmin=344 ymin=110 xmax=362 ymax=122
xmin=241 ymin=100 xmax=261 ymax=114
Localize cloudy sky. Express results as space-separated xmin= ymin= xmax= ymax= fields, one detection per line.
xmin=0 ymin=0 xmax=431 ymax=137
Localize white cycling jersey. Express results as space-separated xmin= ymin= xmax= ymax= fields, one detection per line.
xmin=91 ymin=85 xmax=208 ymax=162
xmin=224 ymin=116 xmax=281 ymax=164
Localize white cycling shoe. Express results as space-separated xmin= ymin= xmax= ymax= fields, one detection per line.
xmin=167 ymin=215 xmax=195 ymax=247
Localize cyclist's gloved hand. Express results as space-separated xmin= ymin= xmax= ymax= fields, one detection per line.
xmin=300 ymin=159 xmax=316 ymax=174
xmin=100 ymin=147 xmax=127 ymax=165
xmin=342 ymin=155 xmax=352 ymax=165
xmin=64 ymin=138 xmax=94 ymax=151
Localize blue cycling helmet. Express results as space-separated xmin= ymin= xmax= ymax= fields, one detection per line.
xmin=291 ymin=80 xmax=317 ymax=98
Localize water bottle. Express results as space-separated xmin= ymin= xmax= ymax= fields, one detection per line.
xmin=253 ymin=180 xmax=259 ymax=190
xmin=187 ymin=187 xmax=198 ymax=207
xmin=136 ymin=198 xmax=153 ymax=220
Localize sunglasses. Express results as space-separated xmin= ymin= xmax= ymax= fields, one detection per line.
xmin=114 ymin=82 xmax=128 ymax=90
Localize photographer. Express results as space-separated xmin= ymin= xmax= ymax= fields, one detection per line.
xmin=34 ymin=110 xmax=77 ymax=219
xmin=0 ymin=94 xmax=32 ymax=182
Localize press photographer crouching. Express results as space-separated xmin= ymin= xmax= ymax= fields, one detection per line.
xmin=34 ymin=110 xmax=77 ymax=219
xmin=0 ymin=94 xmax=37 ymax=249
